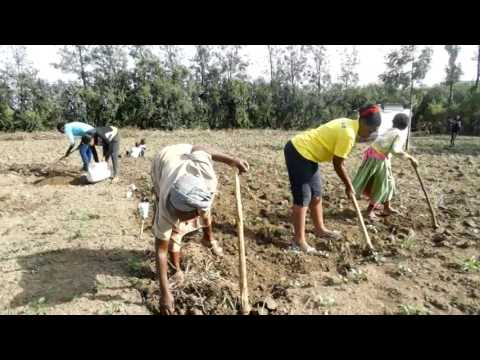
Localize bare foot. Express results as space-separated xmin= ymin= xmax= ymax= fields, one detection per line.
xmin=288 ymin=241 xmax=329 ymax=258
xmin=170 ymin=271 xmax=185 ymax=286
xmin=382 ymin=207 xmax=400 ymax=216
xmin=201 ymin=239 xmax=224 ymax=257
xmin=367 ymin=212 xmax=380 ymax=221
xmin=296 ymin=240 xmax=314 ymax=252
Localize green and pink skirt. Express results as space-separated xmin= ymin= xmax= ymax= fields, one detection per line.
xmin=352 ymin=147 xmax=395 ymax=207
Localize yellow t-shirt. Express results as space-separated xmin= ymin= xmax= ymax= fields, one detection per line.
xmin=291 ymin=118 xmax=359 ymax=163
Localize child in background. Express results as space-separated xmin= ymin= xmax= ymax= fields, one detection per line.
xmin=126 ymin=139 xmax=147 ymax=158
xmin=352 ymin=113 xmax=419 ymax=220
xmin=139 ymin=139 xmax=147 ymax=157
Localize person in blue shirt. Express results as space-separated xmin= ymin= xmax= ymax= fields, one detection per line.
xmin=56 ymin=121 xmax=94 ymax=171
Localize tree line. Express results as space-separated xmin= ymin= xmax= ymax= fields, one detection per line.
xmin=1 ymin=45 xmax=480 ymax=134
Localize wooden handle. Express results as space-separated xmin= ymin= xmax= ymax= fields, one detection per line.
xmin=350 ymin=195 xmax=374 ymax=251
xmin=234 ymin=170 xmax=251 ymax=315
xmin=411 ymin=160 xmax=439 ymax=229
xmin=139 ymin=220 xmax=145 ymax=239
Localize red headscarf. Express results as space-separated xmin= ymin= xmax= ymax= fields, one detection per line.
xmin=359 ymin=105 xmax=380 ymax=119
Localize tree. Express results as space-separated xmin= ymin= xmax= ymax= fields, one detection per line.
xmin=216 ymin=45 xmax=249 ymax=82
xmin=306 ymin=45 xmax=330 ymax=94
xmin=191 ymin=45 xmax=215 ymax=89
xmin=266 ymin=45 xmax=282 ymax=85
xmin=189 ymin=46 xmax=219 ymax=128
xmin=90 ymin=45 xmax=128 ymax=80
xmin=54 ymin=45 xmax=96 ymax=123
xmin=88 ymin=46 xmax=129 ymax=126
xmin=379 ymin=45 xmax=433 ymax=150
xmin=129 ymin=45 xmax=155 ymax=62
xmin=159 ymin=45 xmax=184 ymax=77
xmin=380 ymin=46 xmax=433 ymax=93
xmin=278 ymin=45 xmax=308 ymax=91
xmin=0 ymin=78 xmax=14 ymax=131
xmin=129 ymin=45 xmax=162 ymax=85
xmin=273 ymin=45 xmax=309 ymax=128
xmin=248 ymin=79 xmax=275 ymax=128
xmin=379 ymin=45 xmax=433 ymax=148
xmin=474 ymin=45 xmax=480 ymax=91
xmin=0 ymin=46 xmax=62 ymax=131
xmin=1 ymin=46 xmax=38 ymax=112
xmin=210 ymin=46 xmax=250 ymax=128
xmin=54 ymin=46 xmax=93 ymax=90
xmin=338 ymin=46 xmax=359 ymax=89
xmin=263 ymin=45 xmax=285 ymax=127
xmin=7 ymin=44 xmax=480 ymax=135
xmin=444 ymin=45 xmax=463 ymax=107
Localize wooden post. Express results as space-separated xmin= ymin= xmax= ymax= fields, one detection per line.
xmin=406 ymin=108 xmax=413 ymax=151
xmin=406 ymin=49 xmax=415 ymax=151
xmin=234 ymin=170 xmax=251 ymax=315
xmin=138 ymin=201 xmax=149 ymax=240
xmin=411 ymin=160 xmax=439 ymax=229
xmin=350 ymin=195 xmax=375 ymax=252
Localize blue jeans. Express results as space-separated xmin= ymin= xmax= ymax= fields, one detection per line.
xmin=79 ymin=143 xmax=92 ymax=170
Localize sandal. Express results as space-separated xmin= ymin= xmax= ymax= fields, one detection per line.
xmin=316 ymin=230 xmax=343 ymax=241
xmin=381 ymin=208 xmax=400 ymax=217
xmin=367 ymin=213 xmax=381 ymax=221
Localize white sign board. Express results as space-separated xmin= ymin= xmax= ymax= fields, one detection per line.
xmin=379 ymin=106 xmax=411 ymax=146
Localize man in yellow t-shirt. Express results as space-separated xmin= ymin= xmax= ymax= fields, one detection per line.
xmin=291 ymin=118 xmax=359 ymax=163
xmin=283 ymin=105 xmax=382 ymax=254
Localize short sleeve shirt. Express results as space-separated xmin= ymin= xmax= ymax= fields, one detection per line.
xmin=151 ymin=144 xmax=217 ymax=241
xmin=372 ymin=128 xmax=404 ymax=157
xmin=291 ymin=118 xmax=359 ymax=163
xmin=64 ymin=122 xmax=94 ymax=145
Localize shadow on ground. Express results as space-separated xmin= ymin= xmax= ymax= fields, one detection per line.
xmin=9 ymin=248 xmax=149 ymax=308
xmin=33 ymin=175 xmax=89 ymax=187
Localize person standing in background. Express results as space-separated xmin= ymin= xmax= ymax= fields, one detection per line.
xmin=450 ymin=115 xmax=462 ymax=146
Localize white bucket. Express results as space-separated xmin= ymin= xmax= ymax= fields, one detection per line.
xmin=86 ymin=161 xmax=111 ymax=183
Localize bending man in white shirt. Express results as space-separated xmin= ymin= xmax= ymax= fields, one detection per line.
xmin=151 ymin=143 xmax=249 ymax=315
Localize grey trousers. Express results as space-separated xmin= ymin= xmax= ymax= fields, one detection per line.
xmin=91 ymin=136 xmax=120 ymax=177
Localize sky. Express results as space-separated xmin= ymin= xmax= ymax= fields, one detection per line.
xmin=2 ymin=45 xmax=479 ymax=86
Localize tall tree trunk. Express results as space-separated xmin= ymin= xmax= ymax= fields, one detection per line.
xmin=317 ymin=68 xmax=321 ymax=94
xmin=267 ymin=45 xmax=274 ymax=87
xmin=475 ymin=45 xmax=480 ymax=91
xmin=200 ymin=63 xmax=206 ymax=89
xmin=448 ymin=82 xmax=453 ymax=107
xmin=76 ymin=46 xmax=91 ymax=124
xmin=77 ymin=46 xmax=88 ymax=91
xmin=266 ymin=46 xmax=275 ymax=128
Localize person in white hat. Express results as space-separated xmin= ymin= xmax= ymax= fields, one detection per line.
xmin=151 ymin=143 xmax=249 ymax=315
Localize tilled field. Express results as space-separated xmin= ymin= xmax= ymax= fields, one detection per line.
xmin=0 ymin=130 xmax=479 ymax=315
